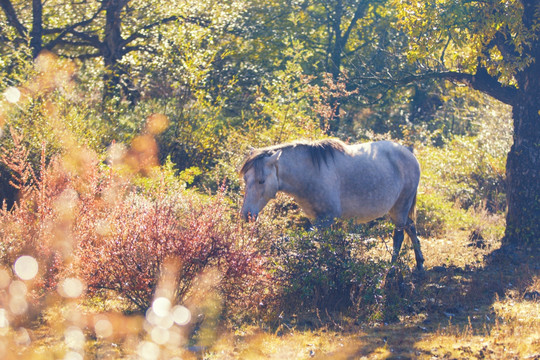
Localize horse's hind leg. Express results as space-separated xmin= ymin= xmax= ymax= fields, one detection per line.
xmin=404 ymin=220 xmax=424 ymax=271
xmin=391 ymin=228 xmax=405 ymax=263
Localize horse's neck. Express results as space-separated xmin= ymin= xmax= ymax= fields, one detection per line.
xmin=276 ymin=151 xmax=326 ymax=219
xmin=277 ymin=151 xmax=309 ymax=196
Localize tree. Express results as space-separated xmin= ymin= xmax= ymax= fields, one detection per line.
xmin=394 ymin=0 xmax=540 ymax=245
xmin=0 ymin=0 xmax=213 ymax=102
xmin=0 ymin=0 xmax=102 ymax=59
xmin=302 ymin=0 xmax=385 ymax=133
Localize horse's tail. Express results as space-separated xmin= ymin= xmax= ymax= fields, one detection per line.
xmin=408 ymin=192 xmax=417 ymax=223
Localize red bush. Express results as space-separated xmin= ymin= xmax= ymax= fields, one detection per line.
xmin=0 ymin=129 xmax=275 ymax=316
xmin=75 ymin=185 xmax=274 ymax=312
xmin=0 ymin=132 xmax=70 ymax=301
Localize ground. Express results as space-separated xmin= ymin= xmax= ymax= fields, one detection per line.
xmin=3 ymin=232 xmax=539 ymax=359
xmin=204 ymin=233 xmax=539 ymax=360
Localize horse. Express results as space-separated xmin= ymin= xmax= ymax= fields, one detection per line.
xmin=239 ymin=139 xmax=424 ymax=271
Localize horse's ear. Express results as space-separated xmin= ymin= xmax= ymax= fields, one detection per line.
xmin=267 ymin=150 xmax=282 ymax=165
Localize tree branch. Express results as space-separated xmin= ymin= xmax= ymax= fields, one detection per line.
xmin=0 ymin=0 xmax=27 ymax=37
xmin=342 ymin=2 xmax=369 ymax=47
xmin=399 ymin=68 xmax=518 ymax=105
xmin=120 ymin=14 xmax=211 ymax=49
xmin=355 ymin=67 xmax=518 ymax=105
xmin=69 ymin=52 xmax=102 ymax=60
xmin=45 ymin=5 xmax=105 ymax=50
xmin=67 ymin=29 xmax=102 ymax=49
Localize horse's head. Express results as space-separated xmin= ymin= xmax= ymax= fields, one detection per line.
xmin=240 ymin=150 xmax=282 ymax=221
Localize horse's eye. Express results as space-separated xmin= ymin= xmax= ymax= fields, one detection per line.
xmin=258 ymin=180 xmax=265 ymax=185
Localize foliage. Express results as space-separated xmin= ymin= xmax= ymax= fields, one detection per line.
xmin=76 ymin=180 xmax=274 ymax=313
xmin=393 ymin=0 xmax=532 ymax=81
xmin=0 ymin=128 xmax=275 ymax=320
xmin=1 ymin=0 xmax=537 ymax=358
xmin=274 ymin=223 xmax=392 ymax=320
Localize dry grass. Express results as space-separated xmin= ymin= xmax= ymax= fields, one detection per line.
xmin=198 ymin=230 xmax=539 ymax=360
xmin=1 ymin=216 xmax=538 ymax=360
xmin=1 ymin=224 xmax=538 ymax=360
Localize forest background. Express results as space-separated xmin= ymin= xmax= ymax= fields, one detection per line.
xmin=0 ymin=0 xmax=538 ymax=359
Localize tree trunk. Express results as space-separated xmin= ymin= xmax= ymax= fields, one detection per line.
xmin=504 ymin=79 xmax=540 ymax=246
xmin=326 ymin=0 xmax=344 ymax=134
xmin=30 ymin=0 xmax=43 ymax=58
xmin=102 ymin=0 xmax=123 ymax=101
xmin=504 ymin=0 xmax=540 ymax=245
xmin=328 ymin=43 xmax=343 ymax=134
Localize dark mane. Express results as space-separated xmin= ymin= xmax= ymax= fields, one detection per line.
xmin=239 ymin=139 xmax=346 ymax=176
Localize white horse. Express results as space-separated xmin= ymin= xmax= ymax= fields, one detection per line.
xmin=240 ymin=139 xmax=424 ymax=271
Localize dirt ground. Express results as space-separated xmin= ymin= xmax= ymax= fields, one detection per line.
xmin=5 ymin=232 xmax=540 ymax=360
xmin=207 ymin=234 xmax=540 ymax=360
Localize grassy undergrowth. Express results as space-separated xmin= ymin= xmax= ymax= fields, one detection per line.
xmin=1 ymin=226 xmax=538 ymax=359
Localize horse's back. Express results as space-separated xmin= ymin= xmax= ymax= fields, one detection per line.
xmin=334 ymin=141 xmax=420 ymax=221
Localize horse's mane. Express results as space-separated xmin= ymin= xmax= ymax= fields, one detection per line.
xmin=239 ymin=139 xmax=347 ymax=176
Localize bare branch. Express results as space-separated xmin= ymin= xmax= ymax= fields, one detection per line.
xmin=66 ymin=29 xmax=102 ymax=49
xmin=45 ymin=4 xmax=105 ymax=50
xmin=0 ymin=0 xmax=27 ymax=37
xmin=120 ymin=14 xmax=211 ymax=48
xmin=370 ymin=68 xmax=519 ymax=105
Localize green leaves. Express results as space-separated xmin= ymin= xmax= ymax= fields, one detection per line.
xmin=393 ymin=0 xmax=531 ymax=82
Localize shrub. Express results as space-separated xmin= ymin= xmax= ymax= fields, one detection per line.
xmin=0 ymin=127 xmax=275 ymax=320
xmin=0 ymin=131 xmax=70 ymax=302
xmin=418 ymin=137 xmax=506 ymax=213
xmin=75 ymin=184 xmax=274 ymax=314
xmin=274 ymin=223 xmax=390 ymax=320
xmin=416 ymin=191 xmax=474 ymax=237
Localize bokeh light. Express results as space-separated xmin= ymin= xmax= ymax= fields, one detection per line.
xmin=150 ymin=326 xmax=170 ymax=345
xmin=172 ymin=305 xmax=191 ymax=326
xmin=152 ymin=297 xmax=171 ymax=318
xmin=58 ymin=277 xmax=85 ymax=298
xmin=15 ymin=328 xmax=31 ymax=346
xmin=94 ymin=316 xmax=113 ymax=338
xmin=0 ymin=309 xmax=9 ymax=335
xmin=3 ymin=86 xmax=21 ymax=103
xmin=9 ymin=280 xmax=27 ymax=297
xmin=14 ymin=255 xmax=39 ymax=280
xmin=137 ymin=340 xmax=160 ymax=360
xmin=64 ymin=326 xmax=85 ymax=351
xmin=146 ymin=114 xmax=169 ymax=135
xmin=9 ymin=280 xmax=28 ymax=315
xmin=0 ymin=268 xmax=10 ymax=288
xmin=64 ymin=351 xmax=83 ymax=360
